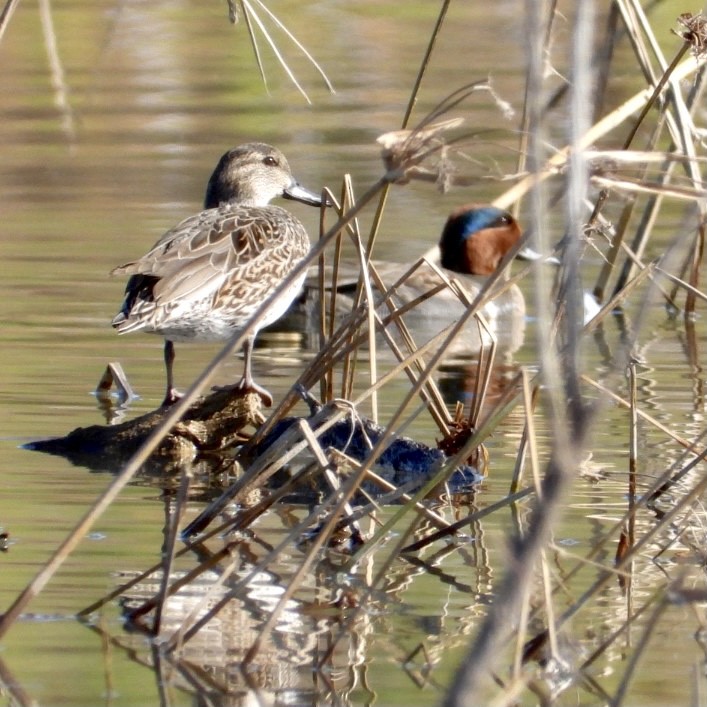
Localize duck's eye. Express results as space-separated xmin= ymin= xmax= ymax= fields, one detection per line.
xmin=263 ymin=156 xmax=279 ymax=167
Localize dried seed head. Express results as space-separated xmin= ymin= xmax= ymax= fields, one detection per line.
xmin=377 ymin=118 xmax=464 ymax=186
xmin=672 ymin=12 xmax=707 ymax=56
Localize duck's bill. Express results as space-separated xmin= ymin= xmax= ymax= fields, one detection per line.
xmin=283 ymin=181 xmax=326 ymax=207
xmin=516 ymin=246 xmax=561 ymax=265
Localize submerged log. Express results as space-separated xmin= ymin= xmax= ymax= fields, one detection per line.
xmin=24 ymin=388 xmax=266 ymax=473
xmin=182 ymin=391 xmax=484 ymax=538
xmin=250 ymin=397 xmax=482 ymax=494
xmin=25 ymin=382 xmax=482 ymax=517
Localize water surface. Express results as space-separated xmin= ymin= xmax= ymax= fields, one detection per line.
xmin=0 ymin=2 xmax=705 ymax=705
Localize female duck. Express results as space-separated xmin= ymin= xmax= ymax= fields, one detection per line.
xmin=112 ymin=142 xmax=323 ymax=407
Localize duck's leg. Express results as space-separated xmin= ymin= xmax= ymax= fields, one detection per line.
xmin=210 ymin=334 xmax=273 ymax=406
xmin=161 ymin=339 xmax=182 ymax=407
xmin=237 ymin=333 xmax=273 ymax=406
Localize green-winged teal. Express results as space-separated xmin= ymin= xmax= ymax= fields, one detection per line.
xmin=112 ymin=142 xmax=322 ymax=407
xmin=318 ymin=205 xmax=527 ymax=319
xmin=294 ymin=205 xmax=529 ymax=357
xmin=399 ymin=204 xmax=526 ymax=318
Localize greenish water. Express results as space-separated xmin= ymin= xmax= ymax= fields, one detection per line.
xmin=1 ymin=2 xmax=706 ymax=705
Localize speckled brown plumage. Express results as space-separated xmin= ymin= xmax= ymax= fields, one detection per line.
xmin=112 ymin=143 xmax=322 ymax=407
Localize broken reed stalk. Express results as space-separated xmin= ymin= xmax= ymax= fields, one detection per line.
xmin=242 ymin=424 xmax=431 ymax=665
xmin=579 ymin=594 xmax=657 ymax=674
xmin=344 ymin=0 xmax=452 ymax=315
xmin=627 ymin=354 xmax=638 ymax=534
xmin=508 ymin=371 xmax=536 ymax=495
xmin=168 ymin=458 xmax=363 ymax=652
xmin=684 ymin=216 xmax=705 ymax=317
xmin=544 ymin=427 xmax=707 ymax=610
xmin=342 ymin=176 xmax=381 ymax=419
xmin=594 ymin=5 xmax=707 ymax=304
xmin=582 ymin=373 xmax=697 ymax=451
xmin=243 ymin=503 xmax=358 ymax=663
xmin=318 ymin=189 xmax=340 ymax=402
xmin=401 ymin=489 xmax=535 ymax=556
xmin=608 ymin=119 xmax=706 ymax=306
xmin=118 ymin=458 xmax=324 ymax=626
xmin=527 ymin=464 xmax=707 ymax=670
xmin=518 ymin=369 xmax=541 ymax=497
xmin=497 ymin=428 xmax=707 ymax=690
xmin=592 ymin=122 xmax=662 ymax=303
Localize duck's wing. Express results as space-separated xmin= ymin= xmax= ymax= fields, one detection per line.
xmin=113 ymin=205 xmax=309 ymax=312
xmin=114 ymin=207 xmax=304 ymax=294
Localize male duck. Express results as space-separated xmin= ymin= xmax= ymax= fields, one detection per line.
xmin=112 ymin=142 xmax=322 ymax=407
xmin=385 ymin=204 xmax=526 ymax=320
xmin=295 ymin=205 xmax=527 ymax=356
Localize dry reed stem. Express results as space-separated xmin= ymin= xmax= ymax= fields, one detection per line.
xmin=538 ymin=427 xmax=707 ymax=604
xmin=176 ymin=382 xmax=476 ymax=640
xmin=235 ymin=0 xmax=334 ymax=103
xmin=581 ymin=373 xmax=699 ymax=452
xmin=491 ymin=50 xmax=707 ymax=212
xmin=166 ymin=550 xmax=242 ymax=653
xmin=498 ymin=472 xmax=698 ymax=693
xmin=519 ymin=369 xmax=541 ymax=497
xmin=509 ymin=373 xmax=538 ymax=494
xmin=400 ymin=486 xmax=534 ymax=555
xmin=538 ymin=466 xmax=707 ymax=649
xmin=611 ymin=597 xmax=670 ymax=707
xmin=242 ymin=471 xmax=351 ymax=662
xmin=254 ymin=381 xmax=517 ymax=665
xmin=242 ymin=437 xmax=431 ymax=663
xmin=347 ymin=0 xmax=453 ymax=334
xmin=168 ymin=465 xmax=360 ymax=652
xmin=315 ymin=511 xmax=430 ymax=671
xmin=343 ymin=178 xmax=380 ymax=419
xmin=153 ymin=466 xmax=193 ymax=635
xmin=444 ymin=2 xmax=595 ymax=702
xmin=0 ymin=653 xmax=33 ymax=706
xmin=328 ymin=455 xmax=454 ymax=530
xmin=38 ymin=0 xmax=76 ymax=144
xmin=400 ymin=0 xmax=452 ymax=129
xmin=0 ymin=0 xmax=19 ymax=44
xmin=118 ymin=460 xmax=325 ymax=626
xmin=579 ymin=595 xmax=657 ymax=674
xmin=592 ymin=5 xmax=707 ymax=307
